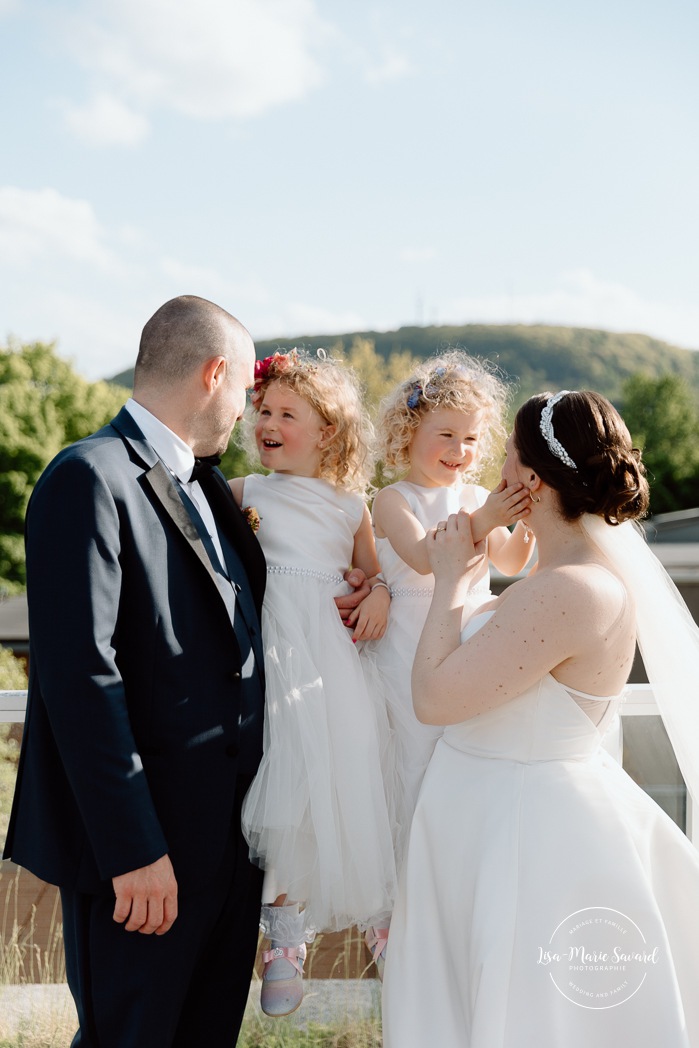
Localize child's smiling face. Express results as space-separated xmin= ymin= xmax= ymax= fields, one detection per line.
xmin=406 ymin=407 xmax=483 ymax=488
xmin=255 ymin=380 xmax=334 ymax=477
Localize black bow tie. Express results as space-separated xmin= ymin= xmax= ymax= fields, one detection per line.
xmin=189 ymin=455 xmax=221 ymax=484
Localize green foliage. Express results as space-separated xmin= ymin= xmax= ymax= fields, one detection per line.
xmin=0 ymin=647 xmax=28 ymax=690
xmin=0 ymin=340 xmax=128 ymax=591
xmin=220 ymin=432 xmax=258 ymax=483
xmin=335 ymin=336 xmax=418 ymax=415
xmin=621 ymin=373 xmax=699 ymax=515
xmin=0 ymin=728 xmax=18 ymax=851
xmin=237 ymin=1018 xmax=382 ymax=1047
xmin=11 ymin=331 xmax=699 ymax=573
xmin=113 ymin=322 xmax=699 ymax=406
xmin=0 ymin=647 xmax=27 ymax=849
xmin=254 ymin=324 xmax=699 ymax=406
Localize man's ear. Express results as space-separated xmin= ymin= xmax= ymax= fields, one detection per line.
xmin=202 ymin=355 xmax=226 ymax=393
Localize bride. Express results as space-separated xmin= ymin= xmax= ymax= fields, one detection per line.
xmin=382 ymin=390 xmax=699 ymax=1047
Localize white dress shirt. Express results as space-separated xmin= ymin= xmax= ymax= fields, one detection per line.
xmin=124 ymin=398 xmax=227 ymax=570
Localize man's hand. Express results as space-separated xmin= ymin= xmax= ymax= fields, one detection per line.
xmin=112 ymin=854 xmax=178 ymax=935
xmin=335 ymin=568 xmax=372 ymax=627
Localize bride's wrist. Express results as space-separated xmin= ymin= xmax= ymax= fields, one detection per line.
xmin=432 ymin=575 xmax=470 ymax=608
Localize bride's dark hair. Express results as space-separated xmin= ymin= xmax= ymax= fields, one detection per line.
xmin=513 ymin=391 xmax=649 ymax=525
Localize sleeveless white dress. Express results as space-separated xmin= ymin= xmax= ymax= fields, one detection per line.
xmin=367 ymin=481 xmax=494 ymax=872
xmin=240 ymin=473 xmax=396 ymax=933
xmin=382 ymin=611 xmax=699 ymax=1047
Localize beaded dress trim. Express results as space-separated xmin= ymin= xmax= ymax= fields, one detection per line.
xmin=267 ymin=564 xmax=344 ymax=585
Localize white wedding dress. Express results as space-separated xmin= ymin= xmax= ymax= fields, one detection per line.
xmin=382 ymin=610 xmax=699 ymax=1048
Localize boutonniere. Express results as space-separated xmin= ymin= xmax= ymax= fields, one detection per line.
xmin=242 ymin=506 xmax=261 ymax=533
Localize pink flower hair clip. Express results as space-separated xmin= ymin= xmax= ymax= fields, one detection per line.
xmin=250 ymin=350 xmax=300 ymax=406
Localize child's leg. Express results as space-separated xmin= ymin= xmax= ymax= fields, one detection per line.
xmin=260 ymin=896 xmax=310 ymax=1017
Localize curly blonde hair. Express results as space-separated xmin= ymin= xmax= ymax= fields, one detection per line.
xmin=377 ymin=350 xmax=510 ymax=479
xmin=248 ymin=349 xmax=373 ymax=493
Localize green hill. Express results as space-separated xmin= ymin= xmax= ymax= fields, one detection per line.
xmin=110 ymin=323 xmax=699 ymax=404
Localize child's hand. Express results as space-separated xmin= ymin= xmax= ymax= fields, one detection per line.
xmin=473 ymin=480 xmax=530 ymax=539
xmin=348 ymin=585 xmax=390 ymax=642
xmin=335 ymin=569 xmax=371 ymax=628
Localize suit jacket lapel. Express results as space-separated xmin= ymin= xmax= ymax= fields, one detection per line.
xmin=110 ymin=406 xmax=266 ymax=620
xmin=145 ymin=460 xmax=226 ymax=596
xmin=204 ymin=470 xmax=267 ymax=616
xmin=111 ymin=408 xmax=237 ymax=609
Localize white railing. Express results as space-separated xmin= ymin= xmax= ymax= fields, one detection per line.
xmin=1 ymin=688 xmax=696 ymax=846
xmin=0 ymin=690 xmax=27 ymax=722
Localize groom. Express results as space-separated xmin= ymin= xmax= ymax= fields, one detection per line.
xmin=5 ymin=296 xmax=269 ymax=1046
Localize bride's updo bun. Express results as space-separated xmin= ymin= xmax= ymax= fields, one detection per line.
xmin=513 ymin=391 xmax=649 ymax=525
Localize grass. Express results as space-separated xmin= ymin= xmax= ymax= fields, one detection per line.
xmin=0 ymin=868 xmax=75 ymax=1047
xmin=1 ymin=654 xmax=383 ymax=1046
xmin=0 ymin=872 xmax=65 ymax=986
xmin=237 ymin=1019 xmax=383 ymax=1047
xmin=0 ymin=868 xmax=383 ymax=1047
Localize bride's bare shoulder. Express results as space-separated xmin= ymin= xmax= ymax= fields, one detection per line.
xmin=494 ymin=560 xmax=627 ymax=626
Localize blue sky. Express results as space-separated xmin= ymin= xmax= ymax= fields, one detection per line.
xmin=1 ymin=0 xmax=697 ymax=379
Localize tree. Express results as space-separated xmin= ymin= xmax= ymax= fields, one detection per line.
xmin=0 ymin=339 xmax=263 ymax=591
xmin=621 ymin=373 xmax=699 ymax=515
xmin=0 ymin=646 xmax=27 ymax=848
xmin=0 ymin=339 xmax=128 ymax=592
xmin=339 ymin=336 xmax=417 ymax=415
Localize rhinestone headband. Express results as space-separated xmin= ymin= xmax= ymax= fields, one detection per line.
xmin=539 ymin=391 xmax=578 ymax=470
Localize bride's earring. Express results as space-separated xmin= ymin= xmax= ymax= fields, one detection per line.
xmin=523 ymin=489 xmax=539 ymax=542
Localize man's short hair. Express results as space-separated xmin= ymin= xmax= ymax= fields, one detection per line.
xmin=135 ymin=295 xmax=245 ymax=386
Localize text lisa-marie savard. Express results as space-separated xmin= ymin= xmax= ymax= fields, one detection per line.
xmin=537 ymin=946 xmax=659 ymax=968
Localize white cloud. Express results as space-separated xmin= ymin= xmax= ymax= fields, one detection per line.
xmin=38 ymin=289 xmax=137 ymax=379
xmin=259 ymin=302 xmax=367 ymax=337
xmin=160 ymin=257 xmax=270 ymax=306
xmin=399 ymin=246 xmax=437 ymax=263
xmin=61 ymin=91 xmax=150 ymax=147
xmin=0 ymin=186 xmax=113 ymax=267
xmin=0 ymin=0 xmax=19 ymax=15
xmin=61 ymin=0 xmax=331 ymax=141
xmin=364 ymin=45 xmax=413 ymax=85
xmin=446 ymin=270 xmax=699 ymax=351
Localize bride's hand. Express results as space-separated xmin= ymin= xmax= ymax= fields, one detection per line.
xmin=427 ymin=510 xmax=487 ymax=584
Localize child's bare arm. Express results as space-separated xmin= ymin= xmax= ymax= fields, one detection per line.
xmin=470 ymin=481 xmax=534 ymax=576
xmin=372 ymin=486 xmax=431 ymax=575
xmin=488 ymin=520 xmax=535 ymax=575
xmin=347 ymin=507 xmax=391 ymax=641
xmin=470 ymin=481 xmax=529 ymax=543
xmin=228 ymin=477 xmax=245 ymax=506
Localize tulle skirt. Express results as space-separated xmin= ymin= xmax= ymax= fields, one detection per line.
xmin=241 ymin=574 xmax=397 ymax=933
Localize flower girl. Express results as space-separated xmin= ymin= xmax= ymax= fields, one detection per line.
xmin=229 ymin=350 xmax=396 ymax=1016
xmin=363 ymin=352 xmax=533 ymax=972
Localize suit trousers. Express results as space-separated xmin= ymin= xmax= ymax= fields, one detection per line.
xmin=60 ymin=776 xmax=263 ymax=1048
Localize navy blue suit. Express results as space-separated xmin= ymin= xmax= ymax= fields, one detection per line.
xmin=4 ymin=406 xmax=266 ymax=1046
